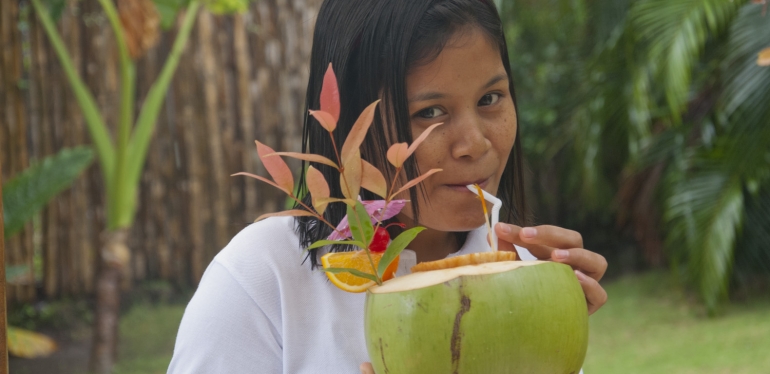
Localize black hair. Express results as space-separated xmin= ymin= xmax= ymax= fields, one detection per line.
xmin=295 ymin=0 xmax=527 ymax=268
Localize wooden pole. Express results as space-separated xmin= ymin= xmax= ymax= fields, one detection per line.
xmin=0 ymin=153 xmax=9 ymax=373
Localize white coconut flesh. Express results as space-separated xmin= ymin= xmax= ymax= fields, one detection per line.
xmin=369 ymin=260 xmax=546 ymax=294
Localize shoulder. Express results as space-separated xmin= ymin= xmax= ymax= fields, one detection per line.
xmin=210 ymin=216 xmax=312 ymax=310
xmin=214 ymin=216 xmax=305 ymax=278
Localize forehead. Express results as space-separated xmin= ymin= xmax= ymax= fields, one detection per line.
xmin=406 ymin=28 xmax=505 ymax=95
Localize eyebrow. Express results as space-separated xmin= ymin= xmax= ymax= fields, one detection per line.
xmin=408 ymin=73 xmax=508 ymax=103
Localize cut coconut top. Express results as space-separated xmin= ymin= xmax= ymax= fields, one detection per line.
xmin=369 ymin=260 xmax=547 ymax=294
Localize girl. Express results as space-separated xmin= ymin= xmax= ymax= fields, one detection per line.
xmin=168 ymin=0 xmax=607 ymax=373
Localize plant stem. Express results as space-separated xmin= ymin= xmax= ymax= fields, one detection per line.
xmin=126 ymin=1 xmax=202 ymax=216
xmin=29 ymin=0 xmax=115 ymax=186
xmin=288 ymin=195 xmax=342 ymax=234
xmin=329 ymin=132 xmax=343 ymax=168
xmin=350 ymin=207 xmax=381 ymax=284
xmin=97 ymin=0 xmax=136 ymax=229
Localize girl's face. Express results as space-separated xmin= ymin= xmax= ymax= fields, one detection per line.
xmin=397 ymin=27 xmax=518 ymax=232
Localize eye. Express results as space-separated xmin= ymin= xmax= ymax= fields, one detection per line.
xmin=478 ymin=93 xmax=501 ymax=106
xmin=416 ymin=107 xmax=446 ymax=119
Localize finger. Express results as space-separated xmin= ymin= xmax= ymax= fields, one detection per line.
xmin=495 ymin=234 xmax=521 ymax=259
xmin=575 ymin=270 xmax=608 ymax=315
xmin=551 ymin=248 xmax=607 ymax=281
xmin=518 ymin=225 xmax=583 ymax=249
xmin=360 ymin=362 xmax=374 ymax=374
xmin=495 ymin=223 xmax=555 ymax=259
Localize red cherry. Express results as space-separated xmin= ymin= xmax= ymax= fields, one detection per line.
xmin=369 ymin=227 xmax=390 ymax=253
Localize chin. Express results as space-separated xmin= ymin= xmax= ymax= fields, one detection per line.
xmin=419 ymin=210 xmax=487 ymax=233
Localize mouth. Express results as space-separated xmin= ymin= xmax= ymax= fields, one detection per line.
xmin=444 ymin=177 xmax=492 ymax=193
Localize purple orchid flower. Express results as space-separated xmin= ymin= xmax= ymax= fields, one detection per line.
xmin=327 ymin=200 xmax=408 ymax=240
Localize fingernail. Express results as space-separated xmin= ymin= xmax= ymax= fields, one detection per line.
xmin=553 ymin=249 xmax=569 ymax=260
xmin=522 ymin=227 xmax=537 ymax=238
xmin=575 ymin=270 xmax=587 ymax=281
xmin=498 ymin=223 xmax=511 ymax=234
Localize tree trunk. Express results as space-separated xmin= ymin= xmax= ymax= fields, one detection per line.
xmin=89 ymin=228 xmax=130 ymax=374
xmin=0 ymin=149 xmax=9 ymax=373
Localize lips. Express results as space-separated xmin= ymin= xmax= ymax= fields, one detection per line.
xmin=445 ymin=176 xmax=492 ymax=192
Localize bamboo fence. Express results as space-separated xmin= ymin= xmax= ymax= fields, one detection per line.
xmin=0 ymin=0 xmax=321 ymax=302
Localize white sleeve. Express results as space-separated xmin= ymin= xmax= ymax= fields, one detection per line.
xmin=167 ymin=260 xmax=282 ymax=373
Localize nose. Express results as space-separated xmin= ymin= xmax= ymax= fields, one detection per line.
xmin=450 ymin=110 xmax=492 ymax=160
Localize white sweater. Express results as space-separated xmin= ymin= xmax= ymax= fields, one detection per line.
xmin=167 ymin=216 xmax=540 ymax=374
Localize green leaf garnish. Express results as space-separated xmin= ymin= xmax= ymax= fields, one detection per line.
xmin=347 ymin=201 xmax=374 ymax=247
xmin=377 ymin=227 xmax=426 ymax=278
xmin=306 ymin=240 xmax=366 ymax=251
xmin=323 ymin=267 xmax=379 ymax=283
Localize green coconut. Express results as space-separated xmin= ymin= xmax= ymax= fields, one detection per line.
xmin=364 ymin=260 xmax=588 ymax=374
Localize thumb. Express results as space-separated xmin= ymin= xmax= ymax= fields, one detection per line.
xmin=360 ymin=362 xmax=375 ymax=374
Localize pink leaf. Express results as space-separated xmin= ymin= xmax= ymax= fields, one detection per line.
xmin=340 ymin=148 xmax=362 ymax=200
xmin=266 ymin=152 xmax=339 ymax=169
xmin=320 ymin=63 xmax=340 ymax=122
xmin=256 ymin=141 xmax=295 ymax=195
xmin=327 ymin=200 xmax=408 ymax=240
xmin=313 ymin=197 xmax=349 ymax=216
xmin=254 ymin=209 xmax=318 ymax=222
xmin=406 ymin=122 xmax=443 ymax=158
xmin=306 ymin=166 xmax=331 ymax=215
xmin=231 ymin=172 xmax=291 ymax=195
xmin=361 ymin=160 xmax=387 ymax=198
xmin=340 ymin=100 xmax=379 ymax=165
xmin=309 ymin=110 xmax=337 ymax=133
xmin=390 ymin=169 xmax=442 ymax=200
xmin=386 ymin=143 xmax=409 ymax=168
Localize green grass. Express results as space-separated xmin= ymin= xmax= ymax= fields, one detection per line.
xmin=584 ymin=272 xmax=770 ymax=374
xmin=106 ymin=272 xmax=770 ymax=373
xmin=113 ymin=303 xmax=186 ymax=374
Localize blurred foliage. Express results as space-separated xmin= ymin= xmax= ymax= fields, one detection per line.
xmin=2 ymin=147 xmax=93 ymax=238
xmin=7 ymin=327 xmax=58 ymax=358
xmin=502 ymin=0 xmax=770 ymax=314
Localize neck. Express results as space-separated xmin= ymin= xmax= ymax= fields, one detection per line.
xmin=396 ymin=214 xmax=463 ymax=263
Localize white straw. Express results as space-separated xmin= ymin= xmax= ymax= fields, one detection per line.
xmin=466 ymin=185 xmax=502 ymax=251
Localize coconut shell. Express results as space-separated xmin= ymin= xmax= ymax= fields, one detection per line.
xmin=365 ymin=261 xmax=588 ymax=374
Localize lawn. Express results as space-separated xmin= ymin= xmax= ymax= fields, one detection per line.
xmin=584 ymin=272 xmax=770 ymax=374
xmin=13 ymin=271 xmax=769 ymax=373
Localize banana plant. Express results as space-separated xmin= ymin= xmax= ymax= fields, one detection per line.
xmin=1 ymin=147 xmax=93 ymax=359
xmin=29 ymin=0 xmax=253 ymax=372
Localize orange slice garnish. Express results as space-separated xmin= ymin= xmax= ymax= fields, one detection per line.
xmin=321 ymin=250 xmax=399 ymax=293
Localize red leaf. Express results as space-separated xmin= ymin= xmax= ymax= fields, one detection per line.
xmin=386 ymin=143 xmax=409 ymax=168
xmin=266 ymin=152 xmax=339 ymax=169
xmin=406 ymin=122 xmax=443 ymax=158
xmin=309 ymin=110 xmax=337 ymax=133
xmin=390 ymin=169 xmax=442 ymax=200
xmin=321 ymin=63 xmax=340 ymax=122
xmin=313 ymin=197 xmax=349 ymax=215
xmin=306 ymin=166 xmax=331 ymax=214
xmin=340 ymin=149 xmax=362 ymax=200
xmin=361 ymin=160 xmax=387 ymax=198
xmin=340 ymin=100 xmax=379 ymax=165
xmin=255 ymin=141 xmax=295 ymax=195
xmin=254 ymin=210 xmax=318 ymax=222
xmin=231 ymin=172 xmax=291 ymax=195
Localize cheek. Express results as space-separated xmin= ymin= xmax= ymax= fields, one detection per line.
xmin=494 ymin=108 xmax=517 ymax=157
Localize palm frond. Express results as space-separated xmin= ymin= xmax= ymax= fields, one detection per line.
xmin=630 ymin=0 xmax=745 ymax=122
xmin=664 ymin=164 xmax=745 ymax=314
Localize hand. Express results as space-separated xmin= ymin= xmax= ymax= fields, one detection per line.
xmin=495 ymin=223 xmax=608 ymax=315
xmin=360 ymin=362 xmax=374 ymax=374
